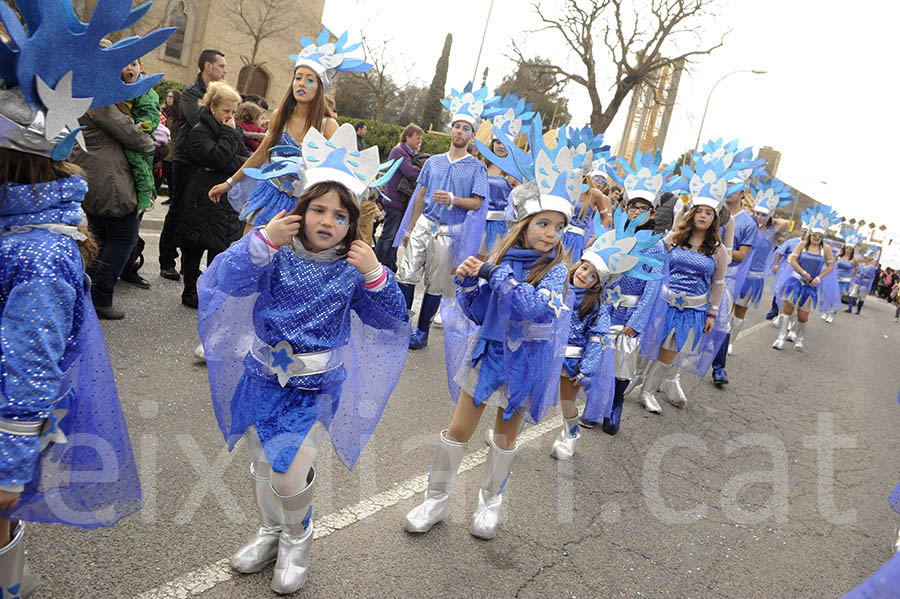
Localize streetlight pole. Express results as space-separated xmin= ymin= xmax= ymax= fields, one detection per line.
xmin=693 ymin=69 xmax=767 ymax=154
xmin=471 ymin=0 xmax=495 ymax=85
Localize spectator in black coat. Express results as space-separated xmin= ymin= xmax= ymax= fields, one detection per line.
xmin=176 ymin=81 xmax=248 ymax=308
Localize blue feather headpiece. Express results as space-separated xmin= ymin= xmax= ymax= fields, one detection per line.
xmin=697 ymin=139 xmax=767 ymax=196
xmin=474 ymin=113 xmax=590 ymax=223
xmin=0 ymin=0 xmax=174 ymax=160
xmin=605 ymin=149 xmax=679 ymax=208
xmin=751 ymin=177 xmax=794 ymax=215
xmin=801 ymin=204 xmax=840 ymax=234
xmin=581 ymin=207 xmax=665 ymax=283
xmin=840 ymin=228 xmax=862 ymax=247
xmin=241 ymin=123 xmax=399 ymax=205
xmin=440 ymin=82 xmax=497 ymax=128
xmin=289 ymin=28 xmax=373 ymax=91
xmin=481 ymin=93 xmax=534 ymax=138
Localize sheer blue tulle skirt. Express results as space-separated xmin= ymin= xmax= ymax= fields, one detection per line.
xmin=240 ymin=180 xmax=299 ymax=226
xmin=483 ymin=220 xmax=508 ymax=254
xmin=781 ymin=277 xmax=818 ymax=310
xmin=739 ymin=274 xmax=765 ymax=306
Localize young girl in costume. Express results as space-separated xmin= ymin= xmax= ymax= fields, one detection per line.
xmin=0 ymin=2 xmax=172 ymax=594
xmin=771 ymin=205 xmax=838 ymax=351
xmin=198 ymin=124 xmax=409 ymax=594
xmin=550 ymin=208 xmax=663 ymax=459
xmin=634 ymin=152 xmax=732 ymax=412
xmin=846 ymin=249 xmax=878 ymax=314
xmin=728 ymin=178 xmax=793 ymax=353
xmin=209 ymin=28 xmax=371 ymax=228
xmin=822 ymin=230 xmax=860 ymax=322
xmin=404 ymin=116 xmax=582 ymax=540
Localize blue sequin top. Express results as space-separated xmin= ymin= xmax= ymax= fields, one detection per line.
xmin=567 ymin=287 xmax=609 ymax=377
xmin=0 ymin=176 xmax=90 ymax=486
xmin=668 ymin=246 xmax=717 ymax=296
xmin=486 ymin=175 xmax=512 ymax=212
xmin=604 ymin=239 xmax=665 ymax=332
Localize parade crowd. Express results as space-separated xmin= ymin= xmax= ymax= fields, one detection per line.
xmin=1 ymin=3 xmax=899 ymax=597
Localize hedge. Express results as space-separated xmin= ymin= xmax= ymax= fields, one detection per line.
xmin=337 ymin=116 xmax=449 ymax=160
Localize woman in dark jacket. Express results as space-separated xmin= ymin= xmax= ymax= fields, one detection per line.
xmin=177 ymin=82 xmax=248 ymax=307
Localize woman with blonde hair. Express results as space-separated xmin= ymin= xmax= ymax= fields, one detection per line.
xmin=177 ymin=81 xmax=248 ymax=307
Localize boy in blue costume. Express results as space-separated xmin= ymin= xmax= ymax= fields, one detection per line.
xmin=0 ymin=1 xmax=173 ymax=594
xmin=198 ymin=123 xmax=409 ymax=594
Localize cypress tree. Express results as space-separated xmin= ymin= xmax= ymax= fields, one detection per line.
xmin=421 ymin=33 xmax=452 ymax=131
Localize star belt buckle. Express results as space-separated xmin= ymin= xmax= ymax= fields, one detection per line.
xmin=601 ymin=335 xmax=616 ymax=351
xmin=40 ymin=408 xmax=69 ymax=451
xmin=429 ymin=223 xmax=440 ymax=235
xmin=269 ymin=340 xmax=303 ymax=387
xmin=608 ymin=288 xmax=622 ymax=309
xmin=673 ymin=292 xmax=687 ymax=311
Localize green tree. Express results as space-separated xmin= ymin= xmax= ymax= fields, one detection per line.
xmin=421 ymin=33 xmax=452 ymax=132
xmin=495 ymin=57 xmax=571 ymax=130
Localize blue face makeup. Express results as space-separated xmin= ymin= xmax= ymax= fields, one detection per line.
xmin=305 ymin=78 xmax=316 ymax=90
xmin=335 ymin=214 xmax=348 ymax=228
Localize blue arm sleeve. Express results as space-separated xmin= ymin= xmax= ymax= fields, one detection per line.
xmin=0 ymin=277 xmax=77 ymax=487
xmin=455 ymin=275 xmax=485 ymax=322
xmin=213 ymin=234 xmax=272 ymax=297
xmin=351 ymin=270 xmax=409 ymax=330
xmin=489 ymin=262 xmax=568 ymax=322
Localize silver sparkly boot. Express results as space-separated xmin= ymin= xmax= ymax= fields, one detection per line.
xmin=0 ymin=521 xmax=37 ymax=598
xmin=403 ymin=430 xmax=466 ymax=533
xmin=636 ymin=360 xmax=672 ymax=414
xmin=270 ymin=468 xmax=315 ymax=595
xmin=471 ymin=437 xmax=518 ymax=540
xmin=231 ymin=463 xmax=282 ymax=573
xmin=661 ymin=368 xmax=687 ymax=407
xmin=550 ymin=414 xmax=581 ymax=460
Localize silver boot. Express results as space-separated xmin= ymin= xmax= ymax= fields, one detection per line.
xmin=0 ymin=521 xmax=37 ymax=598
xmin=772 ymin=312 xmax=791 ymax=349
xmin=661 ymin=368 xmax=687 ymax=407
xmin=231 ymin=463 xmax=282 ymax=573
xmin=403 ymin=430 xmax=466 ymax=533
xmin=271 ymin=468 xmax=315 ymax=595
xmin=825 ymin=310 xmax=835 ymax=324
xmin=550 ymin=414 xmax=581 ymax=460
xmin=786 ymin=314 xmax=798 ymax=343
xmin=637 ymin=360 xmax=671 ymax=414
xmin=728 ymin=316 xmax=745 ymax=355
xmin=894 ymin=527 xmax=900 ymax=554
xmin=471 ymin=437 xmax=518 ymax=540
xmin=793 ymin=321 xmax=806 ymax=351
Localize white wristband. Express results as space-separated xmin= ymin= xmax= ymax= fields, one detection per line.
xmin=448 ymin=192 xmax=455 ymax=207
xmin=226 ymin=177 xmax=234 ymax=188
xmin=363 ymin=265 xmax=384 ymax=284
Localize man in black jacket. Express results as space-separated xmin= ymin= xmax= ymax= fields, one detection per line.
xmin=158 ymin=49 xmax=227 ymax=280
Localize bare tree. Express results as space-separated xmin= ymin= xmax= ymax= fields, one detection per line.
xmin=229 ymin=0 xmax=295 ymax=94
xmin=513 ymin=0 xmax=727 ymax=132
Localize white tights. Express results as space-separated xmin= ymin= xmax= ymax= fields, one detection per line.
xmin=244 ymin=424 xmax=326 ymax=496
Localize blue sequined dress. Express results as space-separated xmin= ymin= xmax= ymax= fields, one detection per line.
xmin=641 ymin=239 xmax=729 ymax=377
xmin=779 ymin=249 xmax=826 ymax=310
xmin=0 ymin=175 xmax=141 ymax=527
xmin=442 ymin=247 xmax=572 ymax=424
xmin=198 ymin=233 xmax=410 ymax=471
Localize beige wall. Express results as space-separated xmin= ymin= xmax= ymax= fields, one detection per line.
xmin=78 ymin=0 xmax=325 ymax=108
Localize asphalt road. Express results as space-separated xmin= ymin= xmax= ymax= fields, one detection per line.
xmin=24 ymin=232 xmax=900 ymax=598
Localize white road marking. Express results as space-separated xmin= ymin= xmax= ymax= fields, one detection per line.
xmin=136 ymin=319 xmax=770 ymax=598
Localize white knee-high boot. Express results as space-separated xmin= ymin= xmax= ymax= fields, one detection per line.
xmin=471 ymin=436 xmax=518 ymax=540
xmin=637 ymin=360 xmax=673 ymax=414
xmin=404 ymin=430 xmax=467 ymax=533
xmin=550 ymin=413 xmax=581 ymax=460
xmin=772 ymin=312 xmax=791 ymax=349
xmin=728 ymin=316 xmax=745 ymax=355
xmin=793 ymin=321 xmax=806 ymax=351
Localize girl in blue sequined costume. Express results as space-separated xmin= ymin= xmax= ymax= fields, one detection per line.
xmin=821 ymin=244 xmax=855 ymax=322
xmin=847 ymin=254 xmax=877 ymax=315
xmin=0 ymin=1 xmax=172 ymax=593
xmin=199 ymin=123 xmax=408 ymax=594
xmin=637 ymin=205 xmax=728 ymax=411
xmin=208 ymin=28 xmax=373 ymax=228
xmin=403 ymin=206 xmax=571 ymax=541
xmin=550 ymin=260 xmax=611 ymax=460
xmin=772 ymin=231 xmax=834 ymax=351
xmin=480 ymin=139 xmax=515 ymax=255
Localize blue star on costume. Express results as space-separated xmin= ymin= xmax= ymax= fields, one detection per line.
xmin=673 ymin=293 xmax=686 ymax=310
xmin=548 ymin=292 xmax=568 ymax=318
xmin=506 ymin=324 xmax=525 ymax=352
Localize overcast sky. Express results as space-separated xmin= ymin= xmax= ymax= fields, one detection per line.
xmin=322 ymin=0 xmax=899 ymax=262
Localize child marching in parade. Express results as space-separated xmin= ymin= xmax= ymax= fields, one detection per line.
xmin=403 ymin=115 xmax=581 ymax=539
xmin=0 ymin=2 xmax=173 ymax=594
xmin=846 ymin=248 xmax=878 ymax=314
xmin=822 ymin=229 xmax=860 ymax=322
xmin=551 ymin=209 xmax=663 ymax=457
xmin=198 ymin=124 xmax=409 ymax=594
